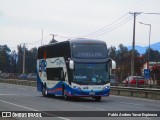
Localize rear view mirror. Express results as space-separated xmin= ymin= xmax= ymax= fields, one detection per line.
xmin=69 ymin=60 xmax=74 ymax=69
xmin=111 ymin=60 xmax=116 ymax=69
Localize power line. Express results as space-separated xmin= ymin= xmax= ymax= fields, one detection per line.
xmin=78 ymin=12 xmax=130 ymax=38
xmin=83 ymin=15 xmax=134 ymax=38
xmin=143 ymin=12 xmax=160 ymax=15
xmin=27 ymin=34 xmax=51 ymax=45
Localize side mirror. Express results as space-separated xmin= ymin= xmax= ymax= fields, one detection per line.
xmin=111 ymin=60 xmax=116 ymax=69
xmin=69 ymin=60 xmax=74 ymax=69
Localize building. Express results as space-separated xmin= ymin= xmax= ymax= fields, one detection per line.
xmin=143 ymin=62 xmax=160 ymax=70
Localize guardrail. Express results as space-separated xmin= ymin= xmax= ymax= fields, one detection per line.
xmin=0 ymin=79 xmax=160 ymax=100
xmin=120 ymin=83 xmax=160 ymax=89
xmin=110 ymin=86 xmax=160 ymax=100
xmin=0 ymin=79 xmax=36 ymax=87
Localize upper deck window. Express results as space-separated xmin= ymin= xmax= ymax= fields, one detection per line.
xmin=72 ymin=44 xmax=107 ymax=59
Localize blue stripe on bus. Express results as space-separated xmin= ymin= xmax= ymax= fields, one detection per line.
xmin=37 ymin=72 xmax=110 ymax=97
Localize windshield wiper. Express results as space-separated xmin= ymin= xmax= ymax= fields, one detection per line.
xmin=96 ymin=76 xmax=106 ymax=84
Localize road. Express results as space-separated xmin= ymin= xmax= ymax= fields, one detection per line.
xmin=0 ymin=83 xmax=160 ymax=120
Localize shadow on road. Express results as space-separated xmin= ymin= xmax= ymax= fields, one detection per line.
xmin=36 ymin=94 xmax=110 ymax=103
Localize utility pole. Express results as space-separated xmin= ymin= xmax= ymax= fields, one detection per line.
xmin=41 ymin=29 xmax=43 ymax=45
xmin=129 ymin=12 xmax=141 ymax=76
xmin=23 ymin=43 xmax=26 ymax=74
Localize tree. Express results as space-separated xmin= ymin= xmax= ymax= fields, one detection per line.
xmin=109 ymin=44 xmax=144 ymax=81
xmin=151 ymin=64 xmax=160 ymax=85
xmin=10 ymin=50 xmax=17 ymax=73
xmin=108 ymin=46 xmax=116 ymax=60
xmin=144 ymin=48 xmax=160 ymax=62
xmin=17 ymin=45 xmax=37 ymax=73
xmin=17 ymin=45 xmax=24 ymax=73
xmin=25 ymin=47 xmax=37 ymax=73
xmin=0 ymin=45 xmax=11 ymax=72
xmin=112 ymin=44 xmax=131 ymax=81
xmin=127 ymin=49 xmax=143 ymax=76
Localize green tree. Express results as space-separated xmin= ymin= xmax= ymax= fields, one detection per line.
xmin=110 ymin=44 xmax=143 ymax=81
xmin=17 ymin=45 xmax=37 ymax=74
xmin=116 ymin=44 xmax=130 ymax=77
xmin=108 ymin=46 xmax=116 ymax=60
xmin=17 ymin=45 xmax=24 ymax=73
xmin=25 ymin=47 xmax=37 ymax=73
xmin=0 ymin=45 xmax=11 ymax=72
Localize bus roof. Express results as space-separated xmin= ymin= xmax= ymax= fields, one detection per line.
xmin=38 ymin=38 xmax=106 ymax=49
xmin=38 ymin=38 xmax=108 ymax=61
xmin=69 ymin=38 xmax=106 ymax=45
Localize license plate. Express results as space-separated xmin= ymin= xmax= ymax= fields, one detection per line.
xmin=89 ymin=92 xmax=95 ymax=95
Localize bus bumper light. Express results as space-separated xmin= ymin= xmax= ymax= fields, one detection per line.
xmin=103 ymin=86 xmax=110 ymax=90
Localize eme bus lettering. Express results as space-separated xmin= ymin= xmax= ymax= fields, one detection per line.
xmin=37 ymin=38 xmax=116 ymax=101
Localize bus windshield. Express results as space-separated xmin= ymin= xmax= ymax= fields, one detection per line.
xmin=73 ymin=63 xmax=109 ymax=85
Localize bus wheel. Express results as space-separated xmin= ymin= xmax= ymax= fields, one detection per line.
xmin=64 ymin=95 xmax=71 ymax=100
xmin=42 ymin=84 xmax=48 ymax=97
xmin=95 ymin=97 xmax=101 ymax=101
xmin=62 ymin=84 xmax=70 ymax=100
xmin=63 ymin=91 xmax=71 ymax=100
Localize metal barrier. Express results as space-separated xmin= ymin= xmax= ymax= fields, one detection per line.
xmin=0 ymin=79 xmax=36 ymax=87
xmin=111 ymin=86 xmax=160 ymax=100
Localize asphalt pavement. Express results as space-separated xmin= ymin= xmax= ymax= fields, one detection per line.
xmin=0 ymin=83 xmax=160 ymax=120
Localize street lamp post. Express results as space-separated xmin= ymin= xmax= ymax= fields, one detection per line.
xmin=139 ymin=22 xmax=151 ymax=69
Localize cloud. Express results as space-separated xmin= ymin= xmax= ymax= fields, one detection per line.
xmin=0 ymin=0 xmax=160 ymax=51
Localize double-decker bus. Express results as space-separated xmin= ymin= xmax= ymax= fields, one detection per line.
xmin=37 ymin=38 xmax=116 ymax=101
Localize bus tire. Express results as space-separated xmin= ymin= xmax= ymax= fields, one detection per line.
xmin=64 ymin=95 xmax=71 ymax=101
xmin=42 ymin=83 xmax=48 ymax=97
xmin=63 ymin=91 xmax=70 ymax=100
xmin=95 ymin=96 xmax=101 ymax=101
xmin=62 ymin=84 xmax=70 ymax=100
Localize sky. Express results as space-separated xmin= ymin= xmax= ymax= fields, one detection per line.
xmin=0 ymin=0 xmax=160 ymax=51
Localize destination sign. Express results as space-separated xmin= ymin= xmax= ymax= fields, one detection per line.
xmin=72 ymin=44 xmax=107 ymax=58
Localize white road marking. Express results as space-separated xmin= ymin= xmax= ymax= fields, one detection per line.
xmin=114 ymin=101 xmax=145 ymax=107
xmin=78 ymin=104 xmax=106 ymax=110
xmin=0 ymin=99 xmax=70 ymax=120
xmin=141 ymin=117 xmax=151 ymax=120
xmin=17 ymin=87 xmax=27 ymax=90
xmin=0 ymin=94 xmax=18 ymax=96
xmin=0 ymin=99 xmax=38 ymax=111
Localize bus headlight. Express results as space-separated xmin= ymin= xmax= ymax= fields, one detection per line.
xmin=73 ymin=86 xmax=82 ymax=91
xmin=103 ymin=86 xmax=110 ymax=90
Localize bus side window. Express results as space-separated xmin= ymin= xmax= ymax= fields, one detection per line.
xmin=46 ymin=68 xmax=63 ymax=81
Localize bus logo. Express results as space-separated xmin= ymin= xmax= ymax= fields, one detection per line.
xmin=39 ymin=60 xmax=47 ymax=77
xmin=49 ymin=58 xmax=64 ymax=65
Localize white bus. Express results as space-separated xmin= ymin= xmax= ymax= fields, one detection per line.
xmin=37 ymin=38 xmax=116 ymax=101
